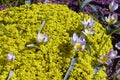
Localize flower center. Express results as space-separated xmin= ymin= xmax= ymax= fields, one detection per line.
xmin=108 ymin=18 xmax=115 ymax=24
xmin=75 ymin=43 xmax=82 ymax=50
xmin=38 ymin=37 xmax=43 ymax=41
xmin=99 ymin=55 xmax=109 ymax=63
xmin=86 ymin=31 xmax=91 ymax=35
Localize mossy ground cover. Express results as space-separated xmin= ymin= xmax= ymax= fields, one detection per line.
xmin=0 ymin=3 xmax=112 ymax=80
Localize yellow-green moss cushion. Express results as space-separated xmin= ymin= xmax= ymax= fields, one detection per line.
xmin=0 ymin=3 xmax=112 ymax=80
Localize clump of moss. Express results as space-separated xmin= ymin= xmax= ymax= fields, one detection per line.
xmin=0 ymin=3 xmax=112 ymax=80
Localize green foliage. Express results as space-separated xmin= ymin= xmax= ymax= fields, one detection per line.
xmin=78 ymin=0 xmax=92 ymax=11
xmin=89 ymin=3 xmax=120 ymax=35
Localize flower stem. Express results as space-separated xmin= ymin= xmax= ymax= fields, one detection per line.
xmin=64 ymin=57 xmax=77 ymax=80
xmin=97 ymin=27 xmax=120 ymax=54
xmin=39 ymin=20 xmax=46 ymax=33
xmin=7 ymin=70 xmax=14 ymax=80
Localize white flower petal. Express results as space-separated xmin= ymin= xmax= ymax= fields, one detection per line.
xmin=112 ymin=13 xmax=118 ymax=24
xmin=78 ymin=35 xmax=86 ymax=44
xmin=113 ymin=3 xmax=118 ymax=11
xmin=90 ymin=30 xmax=96 ymax=35
xmin=106 ymin=59 xmax=112 ymax=66
xmin=109 ymin=49 xmax=118 ymax=59
xmin=115 ymin=42 xmax=120 ymax=49
xmin=109 ymin=0 xmax=118 ymax=12
xmin=81 ymin=19 xmax=88 ymax=26
xmin=36 ymin=32 xmax=44 ymax=42
xmin=26 ymin=44 xmax=35 ymax=47
xmin=36 ymin=32 xmax=49 ymax=43
xmin=88 ymin=18 xmax=92 ymax=23
xmin=44 ymin=36 xmax=49 ymax=42
xmin=82 ymin=29 xmax=89 ymax=36
xmin=7 ymin=53 xmax=15 ymax=61
xmin=82 ymin=28 xmax=95 ymax=36
xmin=81 ymin=45 xmax=85 ymax=50
xmin=82 ymin=18 xmax=95 ymax=28
xmin=72 ymin=32 xmax=78 ymax=44
xmin=105 ymin=16 xmax=108 ymax=22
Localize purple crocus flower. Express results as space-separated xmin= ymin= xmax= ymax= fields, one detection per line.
xmin=98 ymin=49 xmax=120 ymax=66
xmin=81 ymin=18 xmax=95 ymax=28
xmin=36 ymin=32 xmax=49 ymax=43
xmin=71 ymin=33 xmax=86 ymax=51
xmin=115 ymin=42 xmax=120 ymax=50
xmin=108 ymin=49 xmax=118 ymax=59
xmin=109 ymin=0 xmax=118 ymax=12
xmin=105 ymin=13 xmax=118 ymax=24
xmin=81 ymin=18 xmax=96 ymax=36
xmin=82 ymin=28 xmax=96 ymax=36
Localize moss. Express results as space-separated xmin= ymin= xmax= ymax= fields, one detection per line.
xmin=0 ymin=3 xmax=112 ymax=80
